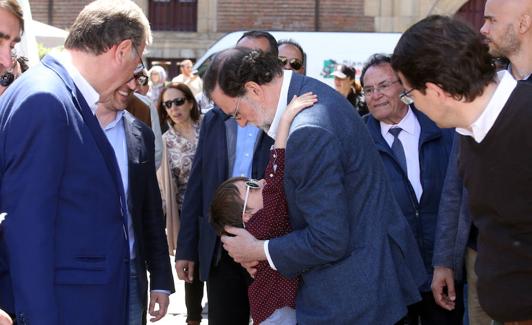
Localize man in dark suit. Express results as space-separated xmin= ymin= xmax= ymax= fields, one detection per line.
xmin=97 ymin=78 xmax=175 ymax=324
xmin=174 ymin=31 xmax=276 ymax=325
xmin=361 ymin=54 xmax=458 ymax=324
xmin=207 ymin=47 xmax=426 ymax=324
xmin=0 ymin=1 xmax=151 ymax=324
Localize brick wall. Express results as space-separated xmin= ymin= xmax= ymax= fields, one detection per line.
xmin=217 ymin=0 xmax=374 ymax=32
xmin=29 ymin=0 xmax=91 ymax=29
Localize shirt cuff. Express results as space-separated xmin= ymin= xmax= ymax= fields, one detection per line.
xmin=264 ymin=240 xmax=277 ymax=270
xmin=151 ymin=290 xmax=171 ymax=295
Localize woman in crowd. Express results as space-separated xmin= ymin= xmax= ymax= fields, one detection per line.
xmin=157 ymin=83 xmax=204 ymax=325
xmin=332 ymin=63 xmax=368 ymax=116
xmin=148 ymin=65 xmax=167 ymax=104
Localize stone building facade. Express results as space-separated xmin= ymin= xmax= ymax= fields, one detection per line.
xmin=28 ymin=0 xmax=484 ymax=77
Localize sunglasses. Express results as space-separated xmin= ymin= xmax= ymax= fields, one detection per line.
xmin=0 ymin=72 xmax=14 ymax=87
xmin=242 ymin=179 xmax=261 ymax=222
xmin=163 ymin=97 xmax=187 ymax=109
xmin=278 ymin=56 xmax=303 ymax=70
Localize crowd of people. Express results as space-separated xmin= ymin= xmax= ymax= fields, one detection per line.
xmin=0 ymin=0 xmax=531 ymax=324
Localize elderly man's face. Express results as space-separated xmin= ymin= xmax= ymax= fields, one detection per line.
xmin=0 ymin=7 xmax=21 ymax=80
xmin=363 ymin=63 xmax=408 ymax=125
xmin=480 ymin=0 xmax=522 ymax=58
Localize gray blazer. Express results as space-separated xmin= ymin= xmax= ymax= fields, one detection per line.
xmin=432 ymin=134 xmax=471 ymax=281
xmin=268 ymin=73 xmax=425 ymax=324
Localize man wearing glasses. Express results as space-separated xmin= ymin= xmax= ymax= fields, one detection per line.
xmin=392 ymin=15 xmax=532 ymax=325
xmin=361 ymin=54 xmax=457 ymax=324
xmin=207 ymin=47 xmax=426 ymax=324
xmin=277 ymin=39 xmax=305 ymax=75
xmin=0 ymin=1 xmax=151 ymax=324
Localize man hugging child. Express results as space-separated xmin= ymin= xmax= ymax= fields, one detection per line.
xmin=209 ymin=92 xmax=317 ymax=325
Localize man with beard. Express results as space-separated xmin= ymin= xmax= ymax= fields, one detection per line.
xmin=480 ymin=0 xmax=532 ymax=81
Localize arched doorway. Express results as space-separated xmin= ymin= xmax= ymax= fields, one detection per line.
xmin=454 ymin=0 xmax=487 ymax=30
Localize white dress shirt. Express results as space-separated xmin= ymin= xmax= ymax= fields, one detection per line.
xmin=456 ymin=70 xmax=517 ymax=143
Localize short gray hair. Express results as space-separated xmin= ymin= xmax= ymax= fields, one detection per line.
xmin=65 ymin=0 xmax=152 ymax=55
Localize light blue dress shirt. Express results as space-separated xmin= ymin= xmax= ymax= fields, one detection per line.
xmin=231 ymin=124 xmax=260 ymax=177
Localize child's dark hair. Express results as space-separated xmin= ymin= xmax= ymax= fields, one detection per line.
xmin=209 ymin=177 xmax=248 ymax=236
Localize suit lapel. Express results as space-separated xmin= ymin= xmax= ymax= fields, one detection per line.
xmin=42 ymin=55 xmax=128 ymax=225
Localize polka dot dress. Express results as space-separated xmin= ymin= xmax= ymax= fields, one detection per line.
xmin=246 ymin=149 xmax=299 ymax=324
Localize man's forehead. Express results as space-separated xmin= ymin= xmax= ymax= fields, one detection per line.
xmin=279 ymin=44 xmax=303 ymax=59
xmin=364 ymin=64 xmax=397 ymax=84
xmin=0 ymin=8 xmax=21 ymax=42
xmin=237 ymin=36 xmax=270 ymax=53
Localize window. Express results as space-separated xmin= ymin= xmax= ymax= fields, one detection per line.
xmin=149 ymin=0 xmax=198 ymax=31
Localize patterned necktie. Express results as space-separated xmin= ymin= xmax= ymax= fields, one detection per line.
xmin=389 ymin=127 xmax=408 ymax=174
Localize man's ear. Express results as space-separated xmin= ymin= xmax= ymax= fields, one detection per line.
xmin=114 ymin=39 xmax=133 ymax=65
xmin=244 ymin=81 xmax=263 ymax=100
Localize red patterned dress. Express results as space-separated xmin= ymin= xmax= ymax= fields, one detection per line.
xmin=245 ymin=148 xmax=299 ymax=324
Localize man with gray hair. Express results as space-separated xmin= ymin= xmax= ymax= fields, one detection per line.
xmin=0 ymin=1 xmax=151 ymax=324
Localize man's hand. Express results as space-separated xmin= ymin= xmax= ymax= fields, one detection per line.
xmin=0 ymin=308 xmax=12 ymax=325
xmin=431 ymin=266 xmax=456 ymax=311
xmin=148 ymin=292 xmax=170 ymax=322
xmin=221 ymin=226 xmax=266 ymax=264
xmin=242 ymin=260 xmax=259 ymax=278
xmin=175 ymin=260 xmax=195 ymax=283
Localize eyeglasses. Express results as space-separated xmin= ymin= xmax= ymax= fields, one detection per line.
xmin=242 ymin=179 xmax=261 ymax=221
xmin=0 ymin=51 xmax=17 ymax=87
xmin=278 ymin=56 xmax=303 ymax=70
xmin=231 ymin=97 xmax=242 ymax=120
xmin=363 ymin=80 xmax=401 ymax=97
xmin=131 ymin=46 xmax=148 ymax=87
xmin=399 ymin=88 xmax=415 ymax=105
xmin=163 ymin=97 xmax=187 ymax=109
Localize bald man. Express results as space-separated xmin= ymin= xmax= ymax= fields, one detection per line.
xmin=481 ymin=0 xmax=532 ymax=81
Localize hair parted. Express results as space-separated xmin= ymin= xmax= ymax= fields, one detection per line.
xmin=203 ymin=47 xmax=283 ymax=99
xmin=64 ymin=0 xmax=152 ymax=55
xmin=391 ymin=15 xmax=495 ymax=102
xmin=209 ymin=177 xmax=248 ymax=236
xmin=157 ymin=82 xmax=200 ymax=130
xmin=0 ymin=0 xmax=24 ymax=33
xmin=360 ymin=53 xmax=392 ymax=87
xmin=238 ymin=30 xmax=278 ymax=57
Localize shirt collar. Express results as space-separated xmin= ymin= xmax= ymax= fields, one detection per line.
xmin=456 ymin=70 xmax=517 ymax=143
xmin=54 ymin=51 xmax=100 ymax=115
xmin=102 ymin=111 xmax=125 ymax=131
xmin=267 ymin=70 xmax=293 ymax=139
xmin=380 ymin=105 xmax=416 ymax=137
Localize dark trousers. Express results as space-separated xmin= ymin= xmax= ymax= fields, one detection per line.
xmin=185 ymin=265 xmax=204 ymax=322
xmin=206 ymin=248 xmax=250 ymax=325
xmin=398 ymin=285 xmax=465 ymax=325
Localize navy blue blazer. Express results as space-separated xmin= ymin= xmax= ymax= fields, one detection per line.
xmin=432 ymin=133 xmax=472 ymax=281
xmin=365 ymin=108 xmax=454 ymax=291
xmin=123 ymin=112 xmax=175 ymax=322
xmin=0 ymin=55 xmax=129 ymax=325
xmin=175 ymin=107 xmax=273 ymax=281
xmin=268 ymin=73 xmax=426 ymax=324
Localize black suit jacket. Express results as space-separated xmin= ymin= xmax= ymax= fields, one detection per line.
xmin=175 ymin=107 xmax=273 ymax=281
xmin=123 ymin=112 xmax=175 ymax=319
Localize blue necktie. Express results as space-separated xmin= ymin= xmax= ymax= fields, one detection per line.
xmin=389 ymin=127 xmax=408 ymax=174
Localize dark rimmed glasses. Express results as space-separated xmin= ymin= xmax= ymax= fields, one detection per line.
xmin=132 ymin=46 xmax=149 ymax=87
xmin=231 ymin=97 xmax=242 ymax=120
xmin=163 ymin=97 xmax=187 ymax=109
xmin=278 ymin=56 xmax=303 ymax=70
xmin=399 ymin=88 xmax=415 ymax=105
xmin=242 ymin=179 xmax=261 ymax=221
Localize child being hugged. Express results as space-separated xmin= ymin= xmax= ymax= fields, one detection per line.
xmin=209 ymin=92 xmax=318 ymax=325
